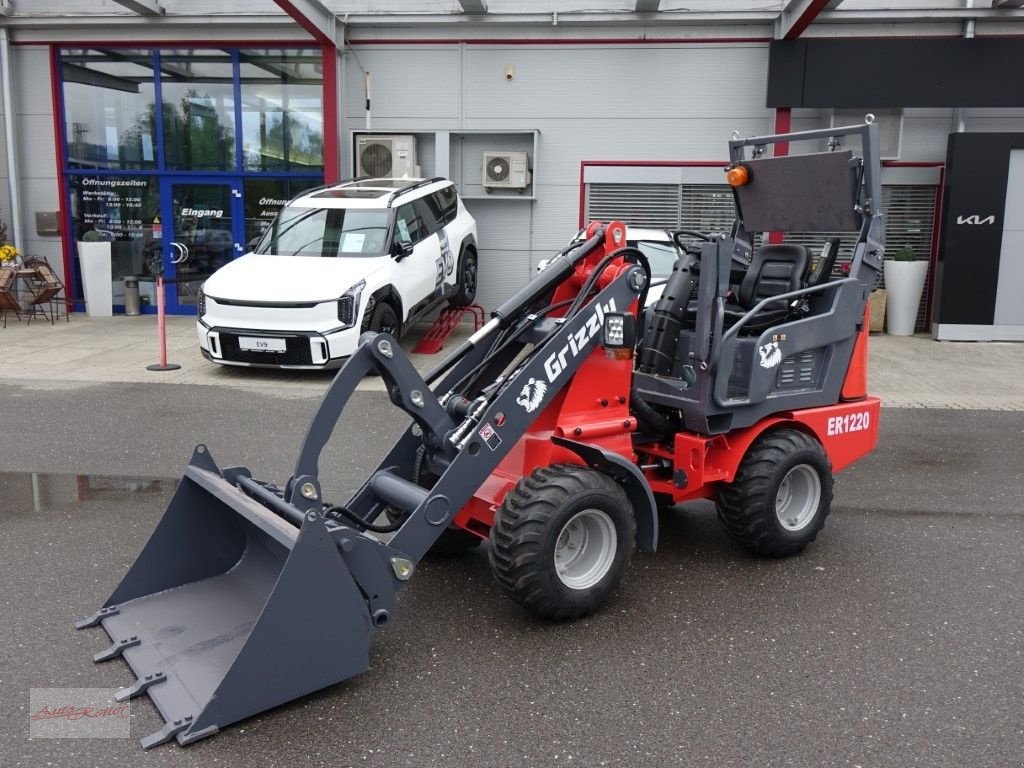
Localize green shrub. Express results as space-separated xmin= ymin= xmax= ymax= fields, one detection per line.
xmin=894 ymin=244 xmax=916 ymax=262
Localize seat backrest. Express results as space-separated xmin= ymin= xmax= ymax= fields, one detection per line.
xmin=24 ymin=257 xmax=62 ymax=289
xmin=805 ymin=237 xmax=841 ymax=288
xmin=0 ymin=265 xmax=20 ymax=309
xmin=737 ymin=243 xmax=811 ymax=309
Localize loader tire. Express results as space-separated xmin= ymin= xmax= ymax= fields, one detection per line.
xmin=715 ymin=428 xmax=834 ymax=558
xmin=488 ymin=464 xmax=635 ymax=621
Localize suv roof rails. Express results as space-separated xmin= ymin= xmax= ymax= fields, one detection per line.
xmin=287 ymin=176 xmax=372 ymax=206
xmin=386 ymin=176 xmax=449 ymax=206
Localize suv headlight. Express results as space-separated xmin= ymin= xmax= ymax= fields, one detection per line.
xmin=337 ymin=280 xmax=366 ymax=328
xmin=197 ymin=283 xmax=207 ymax=317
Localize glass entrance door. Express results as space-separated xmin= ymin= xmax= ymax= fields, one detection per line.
xmin=161 ymin=179 xmax=242 ymax=312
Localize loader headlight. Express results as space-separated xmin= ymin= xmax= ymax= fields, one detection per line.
xmin=337 ymin=280 xmax=366 ymax=328
xmin=602 ymin=312 xmax=635 ymax=349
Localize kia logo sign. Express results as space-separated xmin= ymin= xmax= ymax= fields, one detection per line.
xmin=956 ymin=214 xmax=996 ymax=225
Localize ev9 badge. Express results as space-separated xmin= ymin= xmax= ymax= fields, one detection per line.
xmin=516 ymin=378 xmax=548 ymax=413
xmin=759 ymin=340 xmax=783 ymax=369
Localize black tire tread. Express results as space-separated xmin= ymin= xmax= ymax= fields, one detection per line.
xmin=716 ymin=428 xmax=833 ymax=558
xmin=450 ymin=246 xmax=477 ymax=308
xmin=488 ymin=463 xmax=635 ymax=621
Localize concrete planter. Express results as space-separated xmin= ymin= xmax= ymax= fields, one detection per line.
xmin=884 ymin=259 xmax=928 ymax=336
xmin=77 ymin=241 xmax=113 ymax=317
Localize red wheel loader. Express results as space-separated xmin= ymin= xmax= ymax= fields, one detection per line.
xmin=76 ymin=120 xmax=885 ymax=748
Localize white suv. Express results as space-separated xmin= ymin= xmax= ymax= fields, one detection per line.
xmin=196 ymin=177 xmax=478 ymax=369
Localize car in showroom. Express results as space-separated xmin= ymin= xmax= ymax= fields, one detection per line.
xmin=541 ymin=226 xmax=753 ymax=306
xmin=196 ymin=177 xmax=478 ymax=369
xmin=539 ymin=226 xmax=686 ymax=305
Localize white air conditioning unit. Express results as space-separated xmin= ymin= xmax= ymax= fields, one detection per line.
xmin=483 ymin=150 xmax=531 ymax=191
xmin=831 ymin=109 xmax=903 ymax=160
xmin=356 ymin=134 xmax=418 ymax=178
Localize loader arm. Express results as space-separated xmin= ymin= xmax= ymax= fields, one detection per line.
xmin=75 ymin=220 xmax=649 ymax=749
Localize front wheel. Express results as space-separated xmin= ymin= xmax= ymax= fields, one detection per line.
xmin=716 ymin=428 xmax=834 ymax=557
xmin=362 ymin=298 xmax=401 ymax=338
xmin=488 ymin=464 xmax=636 ymax=621
xmin=450 ymin=247 xmax=477 ymax=307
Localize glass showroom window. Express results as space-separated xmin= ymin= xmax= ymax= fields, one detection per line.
xmin=62 ymin=50 xmax=158 ymax=170
xmin=243 ymin=177 xmax=324 ymax=247
xmin=240 ymin=49 xmax=324 ymax=173
xmin=160 ymin=50 xmax=237 ymax=171
xmin=67 ymin=175 xmax=160 ymax=303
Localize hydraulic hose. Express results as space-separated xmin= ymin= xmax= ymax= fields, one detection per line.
xmin=629 ymin=393 xmax=680 ymax=437
xmin=323 ymin=502 xmax=407 ymax=533
xmin=491 ymin=228 xmax=605 ymax=328
xmin=638 ymin=252 xmax=700 ymax=376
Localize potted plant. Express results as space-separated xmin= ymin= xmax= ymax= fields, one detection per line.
xmin=77 ymin=229 xmax=113 ymax=317
xmin=883 ymin=244 xmax=928 ymax=336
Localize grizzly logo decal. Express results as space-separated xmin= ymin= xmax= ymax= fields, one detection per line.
xmin=516 ymin=377 xmax=548 ymax=413
xmin=758 ymin=341 xmax=783 ymax=369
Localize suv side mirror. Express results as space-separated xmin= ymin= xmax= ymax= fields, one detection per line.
xmin=393 ymin=238 xmax=414 ymax=261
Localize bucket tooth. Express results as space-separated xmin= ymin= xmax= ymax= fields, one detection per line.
xmin=74 ymin=605 xmax=119 ymax=630
xmin=140 ymin=715 xmax=193 ymax=750
xmin=93 ymin=635 xmax=141 ymax=663
xmin=115 ymin=671 xmax=166 ymax=702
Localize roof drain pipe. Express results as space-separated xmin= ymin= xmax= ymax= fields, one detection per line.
xmin=0 ymin=26 xmax=23 ymax=249
xmin=343 ymin=16 xmax=371 ymax=131
xmin=952 ymin=0 xmax=975 ymax=134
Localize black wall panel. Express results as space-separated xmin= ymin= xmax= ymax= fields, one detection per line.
xmin=932 ymin=133 xmax=1024 ymax=327
xmin=768 ymin=39 xmax=1024 ymax=109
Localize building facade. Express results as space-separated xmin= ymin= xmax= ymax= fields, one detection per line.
xmin=1 ymin=1 xmax=1022 ymax=330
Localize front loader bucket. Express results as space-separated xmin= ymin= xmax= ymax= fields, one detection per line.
xmin=76 ymin=447 xmax=375 ymax=748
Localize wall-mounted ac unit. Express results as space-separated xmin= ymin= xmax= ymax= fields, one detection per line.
xmin=356 ymin=134 xmax=418 ymax=178
xmin=483 ymin=151 xmax=531 ymax=191
xmin=831 ymin=109 xmax=903 ymax=160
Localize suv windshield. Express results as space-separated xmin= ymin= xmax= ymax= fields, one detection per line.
xmin=634 ymin=241 xmax=679 ymax=277
xmin=256 ymin=206 xmax=389 ymax=257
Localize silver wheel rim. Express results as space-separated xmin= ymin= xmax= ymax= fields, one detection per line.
xmin=775 ymin=464 xmax=822 ymax=532
xmin=554 ymin=509 xmax=617 ymax=589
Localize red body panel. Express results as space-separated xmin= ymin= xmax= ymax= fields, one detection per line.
xmin=452 ymin=221 xmax=881 ymax=540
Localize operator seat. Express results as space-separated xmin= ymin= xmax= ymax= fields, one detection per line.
xmin=721 ymin=243 xmax=811 ymax=332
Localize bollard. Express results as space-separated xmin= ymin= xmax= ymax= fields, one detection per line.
xmin=146 ymin=276 xmax=181 ymax=372
xmin=124 ymin=276 xmax=141 ymax=316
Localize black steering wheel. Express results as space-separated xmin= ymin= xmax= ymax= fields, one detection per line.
xmin=671 ymin=229 xmax=712 ymax=257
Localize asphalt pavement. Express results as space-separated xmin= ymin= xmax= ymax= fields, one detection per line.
xmin=0 ymin=316 xmax=1023 ymax=767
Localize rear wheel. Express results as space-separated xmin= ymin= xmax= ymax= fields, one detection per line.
xmin=450 ymin=247 xmax=477 ymax=307
xmin=716 ymin=428 xmax=833 ymax=557
xmin=488 ymin=464 xmax=635 ymax=620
